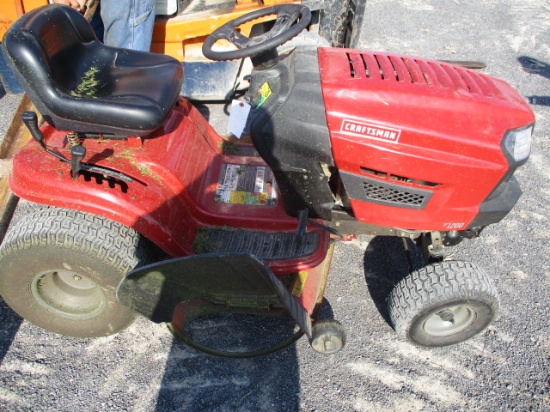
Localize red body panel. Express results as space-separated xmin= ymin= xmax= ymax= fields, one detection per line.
xmin=319 ymin=48 xmax=535 ymax=231
xmin=10 ymin=98 xmax=329 ymax=274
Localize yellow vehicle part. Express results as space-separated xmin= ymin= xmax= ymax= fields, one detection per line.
xmin=153 ymin=0 xmax=301 ymax=61
xmin=0 ymin=1 xmax=48 ymax=38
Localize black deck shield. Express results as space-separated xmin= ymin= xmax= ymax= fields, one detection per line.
xmin=248 ymin=47 xmax=335 ymax=220
xmin=116 ymin=253 xmax=312 ymax=338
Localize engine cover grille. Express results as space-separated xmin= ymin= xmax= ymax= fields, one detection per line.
xmin=363 ymin=180 xmax=427 ymax=207
xmin=340 ymin=171 xmax=433 ymax=210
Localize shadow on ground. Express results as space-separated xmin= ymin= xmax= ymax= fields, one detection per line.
xmin=518 ymin=56 xmax=550 ymax=106
xmin=151 ymin=300 xmax=338 ymax=410
xmin=362 ymin=236 xmax=424 ymax=325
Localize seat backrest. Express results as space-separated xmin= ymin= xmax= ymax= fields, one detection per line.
xmin=3 ymin=4 xmax=97 ymax=98
xmin=2 ymin=4 xmax=184 ymax=136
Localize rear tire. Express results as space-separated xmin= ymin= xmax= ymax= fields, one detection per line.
xmin=388 ymin=261 xmax=499 ymax=347
xmin=0 ymin=207 xmax=152 ymax=337
xmin=319 ymin=0 xmax=352 ymax=47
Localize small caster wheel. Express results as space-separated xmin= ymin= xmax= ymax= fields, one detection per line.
xmin=309 ymin=319 xmax=346 ymax=354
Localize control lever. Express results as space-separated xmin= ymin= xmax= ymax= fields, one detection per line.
xmin=22 ymin=111 xmax=67 ymax=162
xmin=22 ymin=111 xmax=44 ymax=145
xmin=293 ymin=209 xmax=345 ymax=244
xmin=21 ymin=111 xmax=133 ymax=183
xmin=70 ymin=145 xmax=86 ymax=179
xmin=294 ymin=209 xmax=309 ymax=244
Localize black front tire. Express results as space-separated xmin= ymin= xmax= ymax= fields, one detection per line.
xmin=388 ymin=261 xmax=499 ymax=347
xmin=0 ymin=207 xmax=152 ymax=338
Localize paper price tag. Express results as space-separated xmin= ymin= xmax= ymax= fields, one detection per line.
xmin=227 ymin=100 xmax=251 ymax=139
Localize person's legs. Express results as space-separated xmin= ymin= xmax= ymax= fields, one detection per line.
xmin=100 ymin=0 xmax=156 ymax=51
xmin=89 ymin=2 xmax=104 ymax=42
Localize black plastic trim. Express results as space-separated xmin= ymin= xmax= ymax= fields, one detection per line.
xmin=468 ymin=123 xmax=533 ymax=228
xmin=248 ymin=48 xmax=335 ymax=220
xmin=468 ymin=174 xmax=522 ymax=228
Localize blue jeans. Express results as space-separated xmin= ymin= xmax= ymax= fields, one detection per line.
xmin=100 ymin=0 xmax=157 ymax=51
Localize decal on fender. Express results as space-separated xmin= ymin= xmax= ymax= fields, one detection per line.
xmin=341 ymin=119 xmax=401 ymax=143
xmin=444 ymin=222 xmax=466 ymax=230
xmin=257 ymin=82 xmax=272 ymax=108
xmin=215 ymin=163 xmax=277 ymax=206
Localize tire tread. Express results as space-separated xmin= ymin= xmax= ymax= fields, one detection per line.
xmin=388 ymin=261 xmax=499 ymax=346
xmin=0 ymin=207 xmax=150 ymax=275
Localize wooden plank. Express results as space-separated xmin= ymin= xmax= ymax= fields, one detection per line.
xmin=0 ymin=94 xmax=35 ymax=241
xmin=0 ymin=159 xmax=13 ymax=176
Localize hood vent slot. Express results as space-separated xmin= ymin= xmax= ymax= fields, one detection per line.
xmin=346 ymin=51 xmax=503 ymax=99
xmin=360 ymin=167 xmax=440 ymax=188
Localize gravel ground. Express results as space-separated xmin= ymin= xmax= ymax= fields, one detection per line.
xmin=1 ymin=1 xmax=549 ymax=411
xmin=0 ymin=84 xmax=22 ymax=139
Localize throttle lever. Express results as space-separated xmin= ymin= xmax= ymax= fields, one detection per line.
xmin=70 ymin=145 xmax=86 ymax=179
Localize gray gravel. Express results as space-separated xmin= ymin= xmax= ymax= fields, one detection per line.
xmin=1 ymin=1 xmax=549 ymax=411
xmin=0 ymin=84 xmax=22 ymax=139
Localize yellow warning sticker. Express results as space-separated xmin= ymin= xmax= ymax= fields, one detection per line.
xmin=258 ymin=82 xmax=272 ymax=108
xmin=228 ymin=191 xmax=248 ymax=204
xmin=292 ymin=271 xmax=309 ymax=298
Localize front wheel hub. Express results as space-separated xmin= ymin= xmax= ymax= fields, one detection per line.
xmin=31 ymin=269 xmax=106 ymax=319
xmin=424 ymin=305 xmax=477 ymax=337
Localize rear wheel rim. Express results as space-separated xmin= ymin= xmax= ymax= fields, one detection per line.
xmin=31 ymin=269 xmax=106 ymax=320
xmin=422 ymin=304 xmax=477 ymax=337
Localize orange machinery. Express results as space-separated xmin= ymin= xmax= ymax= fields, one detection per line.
xmin=0 ymin=0 xmax=358 ymax=98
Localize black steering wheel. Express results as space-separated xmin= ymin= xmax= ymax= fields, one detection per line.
xmin=202 ymin=4 xmax=311 ymax=61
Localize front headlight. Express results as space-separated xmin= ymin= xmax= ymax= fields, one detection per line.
xmin=502 ymin=124 xmax=533 ymax=165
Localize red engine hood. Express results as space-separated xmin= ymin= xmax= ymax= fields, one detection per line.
xmin=318 ymin=47 xmax=535 ymax=230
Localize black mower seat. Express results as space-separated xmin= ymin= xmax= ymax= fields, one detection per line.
xmin=1 ymin=4 xmax=183 ymax=136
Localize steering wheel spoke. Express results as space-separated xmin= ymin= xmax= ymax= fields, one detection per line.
xmin=271 ymin=10 xmax=298 ymax=35
xmin=202 ymin=5 xmax=311 ymax=62
xmin=229 ymin=30 xmax=250 ymax=49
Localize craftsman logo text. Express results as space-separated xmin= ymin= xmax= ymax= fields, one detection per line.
xmin=341 ymin=119 xmax=401 ymax=143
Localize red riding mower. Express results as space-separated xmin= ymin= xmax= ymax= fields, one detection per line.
xmin=0 ymin=4 xmax=534 ymax=357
